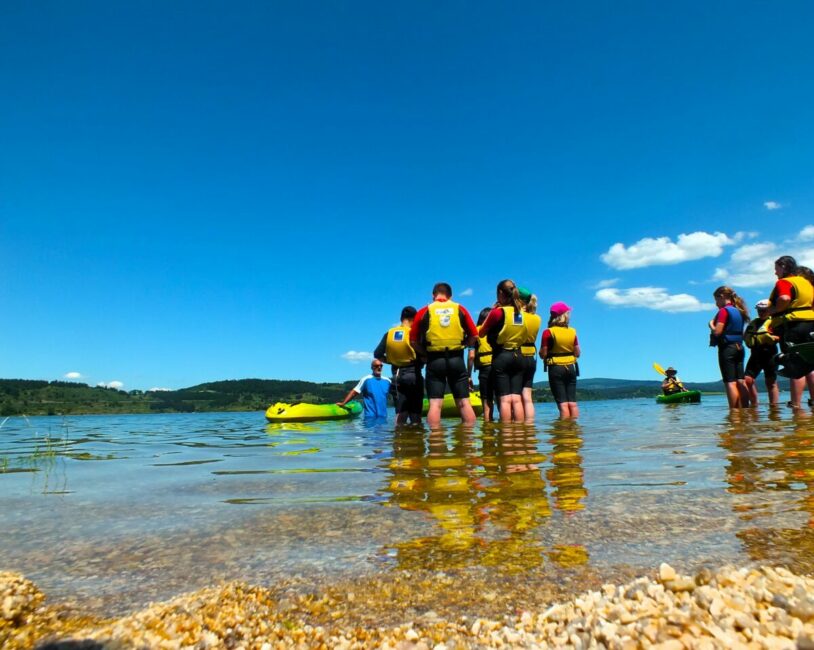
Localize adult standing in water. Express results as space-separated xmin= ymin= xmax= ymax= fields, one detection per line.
xmin=743 ymin=299 xmax=780 ymax=406
xmin=709 ymin=286 xmax=750 ymax=408
xmin=410 ymin=282 xmax=479 ymax=427
xmin=468 ymin=307 xmax=496 ymax=422
xmin=336 ymin=359 xmax=391 ymax=421
xmin=519 ymin=288 xmax=541 ymax=423
xmin=540 ymin=302 xmax=580 ymax=419
xmin=374 ymin=306 xmax=424 ymax=425
xmin=767 ymin=256 xmax=814 ymax=409
xmin=478 ymin=279 xmax=527 ymax=422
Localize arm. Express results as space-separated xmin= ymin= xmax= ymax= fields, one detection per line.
xmin=373 ymin=333 xmax=387 ymax=363
xmin=460 ymin=306 xmax=480 ymax=348
xmin=539 ymin=329 xmax=551 ymax=360
xmin=574 ymin=343 xmax=581 ymax=358
xmin=336 ymin=388 xmax=360 ymax=407
xmin=467 ymin=348 xmax=475 ymax=389
xmin=410 ymin=309 xmax=428 ymax=358
xmin=769 ymin=294 xmax=791 ymax=316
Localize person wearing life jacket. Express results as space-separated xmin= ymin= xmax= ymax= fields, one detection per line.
xmin=410 ymin=282 xmax=479 ymax=427
xmin=374 ymin=306 xmax=424 ymax=425
xmin=661 ymin=367 xmax=686 ymax=395
xmin=478 ymin=279 xmax=527 ymax=423
xmin=518 ymin=287 xmax=541 ymax=423
xmin=539 ymin=301 xmax=580 ymax=419
xmin=708 ymin=286 xmax=750 ymax=408
xmin=467 ymin=307 xmax=496 ymax=422
xmin=767 ymin=256 xmax=814 ymax=409
xmin=743 ymin=299 xmax=780 ymax=406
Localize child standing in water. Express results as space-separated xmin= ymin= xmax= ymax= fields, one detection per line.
xmin=540 ymin=302 xmax=580 ymax=419
xmin=709 ymin=286 xmax=750 ymax=408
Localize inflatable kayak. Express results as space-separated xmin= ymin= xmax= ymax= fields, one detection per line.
xmin=656 ymin=390 xmax=701 ymax=404
xmin=265 ymin=401 xmax=362 ymax=423
xmin=422 ymin=392 xmax=484 ymax=417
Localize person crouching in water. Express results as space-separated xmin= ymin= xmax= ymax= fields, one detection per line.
xmin=661 ymin=368 xmax=686 ymax=395
xmin=478 ymin=279 xmax=527 ymax=422
xmin=540 ymin=302 xmax=580 ymax=419
xmin=743 ymin=299 xmax=780 ymax=406
xmin=709 ymin=286 xmax=750 ymax=408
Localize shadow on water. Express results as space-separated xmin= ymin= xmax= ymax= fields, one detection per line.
xmin=378 ymin=419 xmax=589 ymax=572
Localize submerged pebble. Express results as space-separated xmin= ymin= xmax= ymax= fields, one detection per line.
xmin=3 ymin=563 xmax=814 ymax=648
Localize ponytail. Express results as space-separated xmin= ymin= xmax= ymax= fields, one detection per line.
xmin=496 ymin=279 xmax=524 ymax=314
xmin=732 ymin=293 xmax=750 ymax=321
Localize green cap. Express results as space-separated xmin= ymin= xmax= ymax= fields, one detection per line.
xmin=518 ymin=286 xmax=532 ymax=302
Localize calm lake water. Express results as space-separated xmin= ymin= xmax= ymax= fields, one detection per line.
xmin=3 ymin=396 xmax=814 ymax=616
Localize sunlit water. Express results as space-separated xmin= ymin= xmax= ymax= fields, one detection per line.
xmin=3 ymin=396 xmax=814 ymax=615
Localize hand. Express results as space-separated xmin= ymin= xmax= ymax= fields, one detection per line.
xmin=468 ymin=377 xmax=474 ymax=390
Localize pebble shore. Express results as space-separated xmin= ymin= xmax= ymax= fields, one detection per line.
xmin=3 ymin=564 xmax=814 ymax=649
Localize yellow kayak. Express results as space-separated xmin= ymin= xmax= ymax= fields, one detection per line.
xmin=422 ymin=392 xmax=483 ymax=418
xmin=265 ymin=401 xmax=362 ymax=423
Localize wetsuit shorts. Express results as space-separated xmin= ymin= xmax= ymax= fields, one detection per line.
xmin=522 ymin=356 xmax=537 ymax=390
xmin=477 ymin=365 xmax=494 ymax=404
xmin=745 ymin=346 xmax=778 ymax=381
xmin=425 ymin=351 xmax=469 ymax=400
xmin=717 ymin=342 xmax=745 ymax=383
xmin=548 ymin=364 xmax=577 ymax=403
xmin=492 ymin=348 xmax=524 ymax=397
xmin=392 ymin=365 xmax=425 ymax=415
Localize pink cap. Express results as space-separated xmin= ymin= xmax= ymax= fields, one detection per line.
xmin=549 ymin=301 xmax=571 ymax=316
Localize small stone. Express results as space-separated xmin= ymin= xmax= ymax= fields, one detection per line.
xmin=659 ymin=563 xmax=677 ymax=582
xmin=695 ymin=567 xmax=713 ymax=586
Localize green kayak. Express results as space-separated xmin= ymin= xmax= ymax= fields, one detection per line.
xmin=656 ymin=390 xmax=701 ymax=404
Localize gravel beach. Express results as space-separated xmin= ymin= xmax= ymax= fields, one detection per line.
xmin=4 ymin=563 xmax=814 ymax=649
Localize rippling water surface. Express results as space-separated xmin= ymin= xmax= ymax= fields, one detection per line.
xmin=3 ymin=396 xmax=814 ymax=614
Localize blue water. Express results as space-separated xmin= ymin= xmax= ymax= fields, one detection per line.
xmin=2 ymin=396 xmax=814 ymax=614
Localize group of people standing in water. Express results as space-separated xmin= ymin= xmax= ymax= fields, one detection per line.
xmin=352 ymin=280 xmax=580 ymax=426
xmin=341 ymin=255 xmax=814 ymax=425
xmin=710 ymin=255 xmax=814 ymax=409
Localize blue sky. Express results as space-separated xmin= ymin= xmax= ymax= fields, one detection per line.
xmin=2 ymin=1 xmax=813 ymax=390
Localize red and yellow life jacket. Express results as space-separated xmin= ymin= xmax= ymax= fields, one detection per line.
xmin=769 ymin=275 xmax=814 ymax=327
xmin=496 ymin=306 xmax=526 ymax=349
xmin=546 ymin=326 xmax=577 ymax=366
xmin=425 ymin=300 xmax=465 ymax=352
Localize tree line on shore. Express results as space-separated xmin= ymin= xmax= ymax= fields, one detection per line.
xmin=0 ymin=376 xmax=778 ymax=417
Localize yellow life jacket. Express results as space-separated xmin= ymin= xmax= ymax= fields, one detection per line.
xmin=425 ymin=300 xmax=465 ymax=352
xmin=474 ymin=335 xmax=493 ymax=369
xmin=743 ymin=318 xmax=777 ymax=349
xmin=769 ymin=275 xmax=814 ymax=326
xmin=385 ymin=325 xmax=416 ymax=367
xmin=546 ymin=326 xmax=577 ymax=365
xmin=496 ymin=306 xmax=526 ymax=349
xmin=521 ymin=312 xmax=542 ymax=357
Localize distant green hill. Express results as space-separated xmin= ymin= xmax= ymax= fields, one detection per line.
xmin=0 ymin=375 xmax=789 ymax=416
xmin=0 ymin=378 xmax=356 ymax=416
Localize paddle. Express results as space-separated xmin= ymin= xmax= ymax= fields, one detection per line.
xmin=653 ymin=362 xmax=666 ymax=376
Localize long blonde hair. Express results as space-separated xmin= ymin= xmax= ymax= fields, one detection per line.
xmin=713 ymin=285 xmax=749 ymax=321
xmin=522 ymin=293 xmax=538 ymax=314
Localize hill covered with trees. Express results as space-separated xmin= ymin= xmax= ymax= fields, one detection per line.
xmin=1 ymin=376 xmax=779 ymax=416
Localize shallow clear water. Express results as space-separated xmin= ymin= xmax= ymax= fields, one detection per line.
xmin=3 ymin=396 xmax=814 ymax=615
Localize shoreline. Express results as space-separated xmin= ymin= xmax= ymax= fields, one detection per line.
xmin=4 ymin=563 xmax=814 ymax=649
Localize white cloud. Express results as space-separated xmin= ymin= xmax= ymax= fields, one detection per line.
xmin=800 ymin=225 xmax=814 ymax=241
xmin=711 ymin=236 xmax=814 ymax=290
xmin=601 ymin=231 xmax=741 ymax=269
xmin=593 ymin=278 xmax=619 ymax=289
xmin=459 ymin=288 xmax=474 ymax=297
xmin=764 ymin=201 xmax=782 ymax=210
xmin=64 ymin=371 xmax=82 ymax=380
xmin=148 ymin=387 xmax=173 ymax=392
xmin=341 ymin=350 xmax=373 ymax=363
xmin=98 ymin=381 xmax=124 ymax=389
xmin=595 ymin=287 xmax=714 ymax=312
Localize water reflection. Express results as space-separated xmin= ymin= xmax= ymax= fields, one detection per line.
xmin=379 ymin=421 xmax=589 ymax=571
xmin=721 ymin=408 xmax=814 ymax=572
